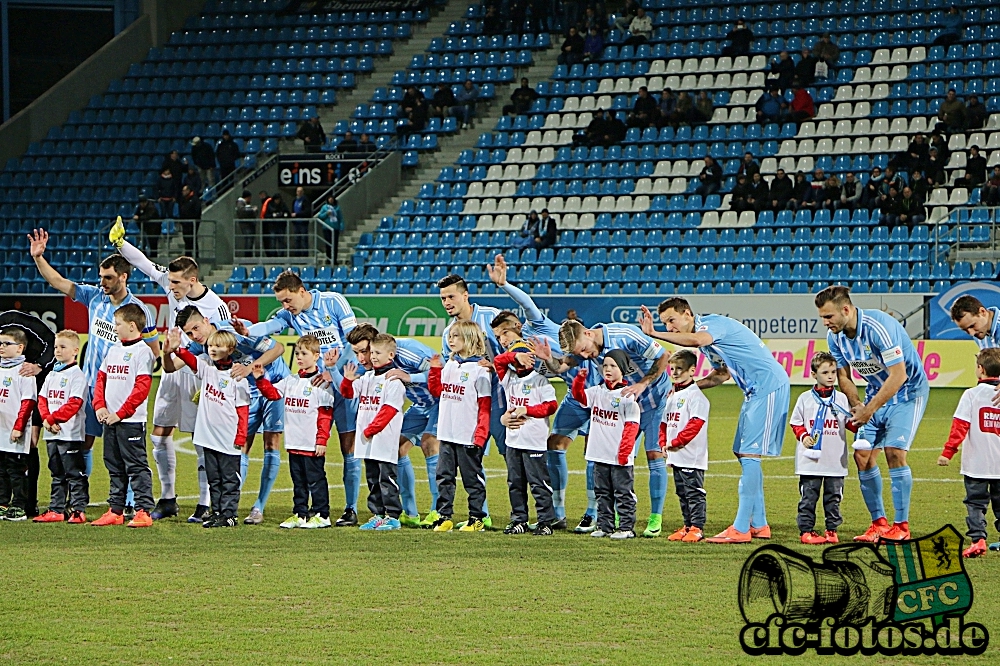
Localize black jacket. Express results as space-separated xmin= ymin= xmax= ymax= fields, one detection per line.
xmin=191 ymin=141 xmax=216 ymax=169
xmin=770 ymin=174 xmax=794 ymax=202
xmin=216 ymin=138 xmax=241 ymax=167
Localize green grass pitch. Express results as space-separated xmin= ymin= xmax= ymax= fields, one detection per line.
xmin=1 ymin=381 xmax=998 ymax=664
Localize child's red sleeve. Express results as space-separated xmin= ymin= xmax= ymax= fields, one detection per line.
xmin=316 ymin=406 xmax=333 ymax=446
xmin=174 ymin=347 xmax=199 ymax=372
xmin=671 ymin=417 xmax=705 ymax=448
xmin=791 ymin=424 xmax=809 ymax=441
xmin=339 ymin=378 xmax=355 ymax=399
xmin=525 ymin=400 xmax=557 ymax=418
xmin=571 ymin=374 xmax=588 ymax=406
xmin=941 ymin=418 xmax=971 ymax=460
xmin=49 ymin=397 xmax=84 ymax=424
xmin=493 ymin=352 xmax=516 ymax=381
xmin=473 ymin=396 xmax=491 ymax=447
xmin=428 ymin=366 xmax=443 ymax=398
xmin=618 ymin=422 xmax=640 ymax=465
xmin=14 ymin=399 xmax=35 ymax=432
xmin=255 ymin=377 xmax=281 ymax=401
xmin=116 ymin=375 xmax=151 ymax=420
xmin=234 ymin=405 xmax=249 ymax=447
xmin=93 ymin=371 xmax=108 ymax=410
xmin=363 ymin=405 xmax=399 ymax=438
xmin=658 ymin=422 xmax=668 ymax=450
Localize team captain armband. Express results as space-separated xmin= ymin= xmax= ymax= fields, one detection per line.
xmin=881 ymin=346 xmax=903 ymax=364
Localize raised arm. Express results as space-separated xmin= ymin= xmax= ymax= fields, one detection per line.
xmin=29 ymin=229 xmax=76 ymax=298
xmin=247 ymin=315 xmax=288 ymax=337
xmin=697 ymin=366 xmax=731 ymax=391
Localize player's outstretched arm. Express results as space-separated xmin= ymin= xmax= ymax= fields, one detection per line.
xmin=697 ymin=366 xmax=731 ymax=390
xmin=638 ymin=305 xmax=712 ymax=347
xmin=117 ymin=239 xmax=168 ymax=288
xmin=29 ymin=229 xmax=75 ymax=298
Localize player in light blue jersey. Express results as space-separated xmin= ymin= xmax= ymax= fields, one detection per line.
xmin=950 ymin=295 xmax=1000 ymax=350
xmin=817 ymin=286 xmax=928 ymax=542
xmin=559 ymin=317 xmax=672 ymax=538
xmin=326 ymin=323 xmax=440 ymax=528
xmin=30 ymin=229 xmax=159 ymax=516
xmin=645 ymin=298 xmax=790 ymax=544
xmin=245 ymin=270 xmax=361 ymax=527
xmin=175 ymin=305 xmax=288 ymax=525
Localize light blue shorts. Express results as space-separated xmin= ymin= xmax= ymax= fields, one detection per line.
xmin=733 ymin=383 xmax=790 ymax=457
xmin=247 ymin=393 xmax=285 ymax=438
xmin=401 ymin=402 xmax=440 ymax=444
xmin=333 ymin=391 xmax=357 ymax=434
xmin=639 ymin=405 xmax=663 ymax=453
xmin=551 ymin=397 xmax=591 ymax=439
xmin=84 ymin=392 xmax=102 ymax=439
xmin=859 ymin=393 xmax=928 ymax=451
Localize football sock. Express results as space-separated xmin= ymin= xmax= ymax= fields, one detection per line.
xmin=888 ymin=465 xmax=912 ymax=523
xmin=734 ymin=458 xmax=762 ymax=533
xmin=424 ymin=454 xmax=439 ymax=512
xmin=125 ymin=484 xmax=134 ymax=508
xmin=398 ymin=454 xmax=419 ymax=517
xmin=151 ymin=434 xmax=176 ymax=499
xmin=343 ymin=453 xmax=361 ymax=510
xmin=253 ymin=449 xmax=281 ymax=511
xmin=239 ymin=453 xmax=250 ymax=490
xmin=196 ymin=445 xmax=210 ymax=506
xmin=750 ymin=462 xmax=768 ymax=528
xmin=858 ymin=466 xmax=886 ymax=521
xmin=648 ymin=457 xmax=667 ymax=516
xmin=546 ymin=450 xmax=568 ymax=520
xmin=84 ymin=449 xmax=93 ymax=477
xmin=585 ymin=460 xmax=597 ymax=517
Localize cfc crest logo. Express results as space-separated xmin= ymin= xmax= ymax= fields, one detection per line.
xmin=611 ymin=397 xmax=621 ymax=408
xmin=123 ymin=353 xmax=132 ymax=361
xmin=460 ymin=371 xmax=469 ymax=382
xmin=219 ymin=379 xmax=229 ymax=389
xmin=375 ymin=384 xmax=383 ymax=394
xmin=323 ymin=315 xmax=333 ymax=325
xmin=677 ymin=398 xmax=686 ymax=408
xmin=303 ymin=386 xmax=313 ymax=396
xmin=521 ymin=384 xmax=532 ymax=395
xmin=2 ymin=377 xmax=10 ymax=387
xmin=60 ymin=378 xmax=68 ymax=387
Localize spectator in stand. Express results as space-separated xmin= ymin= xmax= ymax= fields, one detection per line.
xmin=932 ymin=6 xmax=964 ymax=47
xmin=657 ymin=88 xmax=676 ymax=127
xmin=604 ymin=111 xmax=627 ymax=144
xmin=358 ymin=133 xmax=377 ymax=154
xmin=968 ymin=145 xmax=988 ymax=186
xmin=337 ymin=131 xmax=359 ymax=153
xmin=177 ymin=185 xmax=201 ymax=256
xmin=482 ymin=5 xmax=503 ymax=35
xmin=431 ymin=82 xmax=457 ymax=120
xmin=509 ymin=0 xmax=527 ymax=33
xmin=938 ymin=89 xmax=967 ymax=131
xmin=769 ymin=168 xmax=794 ymax=210
xmin=769 ymin=52 xmax=795 ymax=92
xmin=895 ymin=187 xmax=926 ymax=228
xmin=929 ymin=129 xmax=950 ymax=162
xmin=503 ymin=78 xmax=538 ymax=116
xmin=583 ymin=26 xmax=604 ymax=62
xmin=133 ymin=196 xmax=160 ymax=256
xmin=879 ymin=165 xmax=904 ymax=197
xmin=215 ymin=130 xmax=241 ymax=181
xmin=529 ymin=0 xmax=548 ymax=34
xmin=535 ymin=209 xmax=557 ymax=249
xmin=161 ymin=150 xmax=185 ymax=183
xmin=983 ymin=167 xmax=1000 ymax=206
xmin=966 ymin=95 xmax=987 ymax=130
xmin=155 ymin=167 xmax=180 ymax=216
xmin=291 ymin=186 xmax=312 ymax=257
xmin=695 ymin=156 xmax=722 ymax=196
xmin=396 ymin=96 xmax=428 ymax=140
xmin=785 ymin=80 xmax=815 ymax=124
xmin=909 ymin=169 xmax=929 ymax=205
xmin=794 ymin=49 xmax=818 ymax=86
xmin=452 ymin=80 xmax=479 ymax=129
xmin=860 ymin=167 xmax=884 ymax=209
xmin=574 ymin=109 xmax=621 ymax=147
xmin=878 ymin=186 xmax=901 ymax=225
xmin=892 ymin=132 xmax=929 ymax=174
xmin=235 ymin=189 xmax=258 ymax=256
xmin=729 ymin=174 xmax=753 ymax=212
xmin=558 ymin=26 xmax=585 ymax=66
xmin=399 ymin=86 xmax=424 ymax=118
xmin=721 ymin=18 xmax=753 ymax=57
xmin=756 ymin=87 xmax=784 ymax=124
xmin=747 ymin=172 xmax=770 ymax=212
xmin=316 ymin=194 xmax=343 ymax=263
xmin=839 ymin=172 xmax=862 ymax=210
xmin=560 ymin=0 xmax=581 ymax=33
xmin=580 ymin=6 xmax=602 ymax=35
xmin=190 ymin=136 xmax=216 ymax=190
xmin=614 ymin=0 xmax=639 ymax=32
xmin=955 ymin=170 xmax=978 ymax=190
xmin=820 ymin=175 xmax=841 ymax=210
xmin=674 ymin=90 xmax=694 ymax=125
xmin=925 ymin=148 xmax=947 ymax=187
xmin=261 ymin=192 xmax=290 ymax=257
xmin=513 ymin=210 xmax=541 ymax=248
xmin=292 ymin=186 xmax=311 ymax=219
xmin=738 ymin=152 xmax=760 ymax=178
xmin=813 ymin=33 xmax=840 ymax=68
xmin=297 ymin=116 xmax=326 ymax=153
xmin=183 ymin=164 xmax=202 ymax=197
xmin=786 ymin=171 xmax=811 ymax=210
xmin=627 ymin=86 xmax=658 ymax=127
xmin=624 ymin=7 xmax=652 ymax=47
xmin=694 ymin=90 xmax=714 ymax=123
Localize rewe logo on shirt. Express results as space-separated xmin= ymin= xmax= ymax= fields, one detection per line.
xmin=979 ymin=407 xmax=1000 ymax=435
xmin=442 ymin=383 xmax=466 ymax=395
xmin=48 ymin=390 xmax=66 ymax=400
xmin=286 ymin=397 xmax=311 ymax=408
xmin=204 ymin=383 xmax=226 ymax=401
xmin=510 ymin=397 xmax=530 ymax=407
xmin=359 ymin=395 xmax=381 ymax=405
xmin=594 ymin=407 xmax=619 ymax=421
xmin=665 ymin=411 xmax=681 ymax=422
xmin=107 ymin=365 xmax=131 ymax=375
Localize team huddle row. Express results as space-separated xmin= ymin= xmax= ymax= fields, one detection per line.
xmin=0 ymin=221 xmax=995 ymax=547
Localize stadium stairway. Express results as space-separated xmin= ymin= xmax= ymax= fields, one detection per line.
xmin=276 ymin=0 xmax=472 ymax=154
xmin=338 ymin=42 xmax=562 ymax=259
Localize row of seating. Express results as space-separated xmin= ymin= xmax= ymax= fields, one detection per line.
xmin=642 ymin=0 xmax=982 ymax=20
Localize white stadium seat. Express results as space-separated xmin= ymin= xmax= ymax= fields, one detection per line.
xmin=483 ymin=181 xmax=500 ymax=197
xmin=465 ymin=182 xmax=483 ymax=198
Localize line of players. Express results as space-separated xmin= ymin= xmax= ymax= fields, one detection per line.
xmin=0 ymin=218 xmax=946 ymax=546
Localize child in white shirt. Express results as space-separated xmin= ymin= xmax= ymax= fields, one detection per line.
xmin=572 ymin=349 xmax=641 ymax=540
xmin=0 ymin=326 xmax=38 ymax=521
xmin=339 ymin=333 xmax=406 ymax=531
xmin=35 ymin=330 xmax=89 ymax=523
xmin=939 ymin=347 xmax=1000 ymax=558
xmin=165 ymin=327 xmax=250 ymax=528
xmin=427 ymin=320 xmax=492 ymax=533
xmin=494 ymin=347 xmax=558 ymax=535
xmin=254 ymin=335 xmax=335 ymax=529
xmin=659 ymin=350 xmax=710 ymax=543
xmin=789 ymin=352 xmax=852 ymax=545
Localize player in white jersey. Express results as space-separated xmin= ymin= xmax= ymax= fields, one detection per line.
xmin=244 ymin=270 xmax=361 ymax=527
xmin=111 ymin=219 xmax=232 ymax=519
xmin=939 ymin=347 xmax=1000 ymax=558
xmin=29 ymin=229 xmax=159 ymax=497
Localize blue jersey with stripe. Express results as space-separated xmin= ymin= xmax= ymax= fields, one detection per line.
xmin=827 ymin=308 xmax=928 ymax=406
xmin=441 ymin=303 xmax=503 ymax=359
xmin=248 ymin=289 xmax=356 ymax=368
xmin=394 ymin=337 xmax=437 ymax=408
xmin=188 ymin=331 xmax=290 ymax=399
xmin=597 ymin=323 xmax=670 ymax=411
xmin=695 ymin=314 xmax=789 ymax=397
xmin=74 ymin=284 xmax=158 ymax=384
xmin=975 ymin=306 xmax=1000 ymax=349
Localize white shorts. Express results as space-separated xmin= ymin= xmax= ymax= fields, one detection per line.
xmin=153 ymin=368 xmax=200 ymax=432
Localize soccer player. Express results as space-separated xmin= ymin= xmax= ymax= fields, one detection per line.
xmin=245 ymin=270 xmax=361 ymax=527
xmin=90 ymin=304 xmax=156 ymax=528
xmin=0 ymin=327 xmax=38 ymax=522
xmin=641 ymin=298 xmax=790 ymax=544
xmin=328 ymin=323 xmax=438 ymax=527
xmin=815 ymin=285 xmax=928 ymax=542
xmin=174 ymin=306 xmax=288 ymax=524
xmin=950 ymin=295 xmax=1000 ymax=349
xmin=557 ymin=318 xmax=672 ymax=538
xmin=29 ymin=229 xmax=159 ymax=511
xmin=111 ymin=220 xmax=231 ymax=520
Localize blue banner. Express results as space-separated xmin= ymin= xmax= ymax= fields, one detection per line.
xmin=929 ymin=281 xmax=1000 ymax=339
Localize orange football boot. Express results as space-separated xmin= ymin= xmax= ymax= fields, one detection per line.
xmin=90 ymin=509 xmax=124 ymax=526
xmin=705 ymin=525 xmax=752 ymax=543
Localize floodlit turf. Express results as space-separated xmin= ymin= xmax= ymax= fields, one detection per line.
xmin=2 ymin=381 xmax=998 ymax=664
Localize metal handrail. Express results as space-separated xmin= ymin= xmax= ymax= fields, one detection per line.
xmin=201 ymin=146 xmax=280 ymax=204
xmin=931 ymin=205 xmax=999 ymax=264
xmin=309 ymin=139 xmax=398 ymax=210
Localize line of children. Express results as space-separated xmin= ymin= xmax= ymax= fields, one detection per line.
xmin=0 ymin=327 xmax=38 ymax=522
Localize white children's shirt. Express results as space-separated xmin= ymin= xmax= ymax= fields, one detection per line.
xmin=351 ymin=370 xmax=406 ymax=464
xmin=953 ymin=382 xmax=1000 ymax=479
xmin=436 ymin=359 xmax=492 ymax=446
xmin=267 ymin=375 xmax=335 ymax=454
xmin=662 ymin=383 xmax=710 ymax=471
xmin=501 ymin=370 xmax=557 ymax=452
xmin=100 ymin=342 xmax=155 ymax=423
xmin=40 ymin=364 xmax=88 ymax=442
xmin=0 ymin=365 xmax=37 ymax=454
xmin=790 ymin=389 xmax=851 ymax=477
xmin=583 ymin=384 xmax=640 ymax=466
xmin=191 ymin=357 xmax=250 ymax=456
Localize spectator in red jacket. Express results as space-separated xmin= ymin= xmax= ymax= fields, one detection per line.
xmin=785 ymin=80 xmax=815 ymax=124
